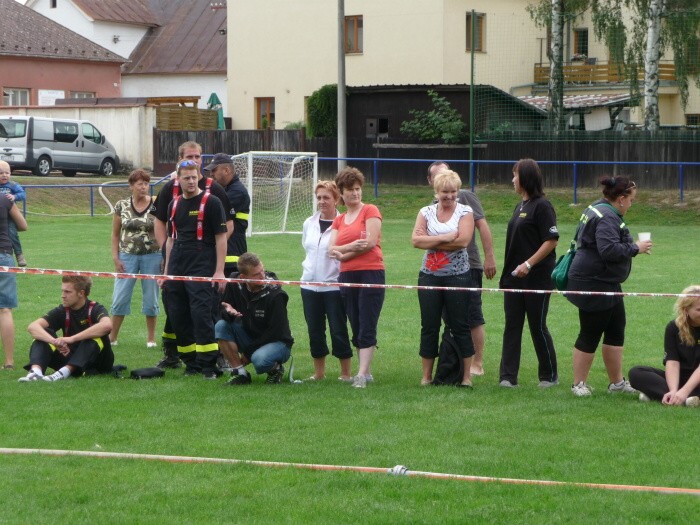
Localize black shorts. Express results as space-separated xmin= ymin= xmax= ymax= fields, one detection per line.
xmin=575 ymin=300 xmax=626 ymax=353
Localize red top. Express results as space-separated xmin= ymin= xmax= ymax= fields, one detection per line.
xmin=332 ymin=204 xmax=384 ymax=272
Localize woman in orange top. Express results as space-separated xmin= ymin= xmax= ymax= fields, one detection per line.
xmin=328 ymin=167 xmax=385 ymax=389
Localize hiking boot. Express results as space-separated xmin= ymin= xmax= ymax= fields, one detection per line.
xmin=608 ymin=378 xmax=637 ymax=394
xmin=155 ymin=355 xmax=182 ymax=369
xmin=225 ymin=373 xmax=252 ymax=386
xmin=266 ymin=364 xmax=284 ymax=384
xmin=571 ymin=381 xmax=592 ymax=397
xmin=16 ymin=254 xmax=27 ymax=267
xmin=499 ymin=379 xmax=517 ymax=388
xmin=351 ymin=374 xmax=367 ymax=388
xmin=686 ymin=396 xmax=700 ymax=408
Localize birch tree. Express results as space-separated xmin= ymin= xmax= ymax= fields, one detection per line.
xmin=643 ymin=0 xmax=665 ymax=131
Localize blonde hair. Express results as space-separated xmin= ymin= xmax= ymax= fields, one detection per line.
xmin=674 ymin=285 xmax=700 ymax=346
xmin=432 ymin=170 xmax=461 ymax=193
xmin=315 ymin=180 xmax=340 ymax=202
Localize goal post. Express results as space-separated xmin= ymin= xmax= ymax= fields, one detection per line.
xmin=231 ymin=151 xmax=318 ymax=235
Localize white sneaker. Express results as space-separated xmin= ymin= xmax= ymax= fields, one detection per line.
xmin=685 ymin=396 xmax=700 ymax=408
xmin=111 ymin=340 xmax=118 ymax=347
xmin=639 ymin=393 xmax=651 ymax=402
xmin=18 ymin=371 xmax=40 ymax=382
xmin=351 ymin=375 xmax=367 ymax=388
xmin=42 ymin=373 xmax=64 ymax=382
xmin=608 ymin=378 xmax=637 ymax=394
xmin=538 ymin=380 xmax=559 ymax=388
xmin=146 ymin=341 xmax=157 ymax=349
xmin=499 ymin=379 xmax=517 ymax=388
xmin=572 ymin=381 xmax=592 ymax=397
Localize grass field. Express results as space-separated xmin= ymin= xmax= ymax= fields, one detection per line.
xmin=1 ymin=177 xmax=699 ymax=523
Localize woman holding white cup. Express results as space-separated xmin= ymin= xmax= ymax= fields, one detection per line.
xmin=566 ymin=175 xmax=652 ymax=397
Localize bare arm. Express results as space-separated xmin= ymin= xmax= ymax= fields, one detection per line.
xmin=411 ymin=213 xmax=457 ymax=249
xmin=226 ymin=219 xmax=234 ymax=239
xmin=512 ymin=239 xmax=558 ymax=278
xmin=214 ymin=231 xmax=227 ymax=291
xmin=475 ymin=217 xmax=497 ymax=279
xmin=27 ymin=318 xmax=54 ymax=344
xmin=434 ymin=213 xmax=473 ymax=251
xmin=9 ymin=204 xmax=27 ymax=232
xmin=662 ymin=360 xmax=682 ymax=404
xmin=62 ymin=315 xmax=112 ymax=346
xmin=111 ymin=214 xmax=124 ymax=272
xmin=154 ymin=219 xmax=167 ymax=250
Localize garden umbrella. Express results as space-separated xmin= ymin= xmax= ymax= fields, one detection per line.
xmin=207 ymin=92 xmax=225 ymax=130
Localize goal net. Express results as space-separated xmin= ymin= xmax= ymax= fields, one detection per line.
xmin=231 ymin=151 xmax=318 ymax=235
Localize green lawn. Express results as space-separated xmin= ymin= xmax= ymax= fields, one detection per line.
xmin=1 ymin=182 xmax=698 ymax=524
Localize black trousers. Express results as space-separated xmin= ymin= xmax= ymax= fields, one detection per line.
xmin=165 ymin=244 xmax=218 ymax=374
xmin=25 ymin=332 xmax=113 ymax=376
xmin=500 ymin=291 xmax=558 ymax=384
xmin=629 ymin=365 xmax=700 ymax=401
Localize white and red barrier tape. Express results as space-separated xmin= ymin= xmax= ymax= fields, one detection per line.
xmin=1 ymin=265 xmax=698 ymax=299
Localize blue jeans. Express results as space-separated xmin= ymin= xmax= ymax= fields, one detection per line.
xmin=8 ymin=220 xmax=22 ymax=256
xmin=300 ymin=288 xmax=352 ymax=359
xmin=110 ymin=252 xmax=161 ymax=316
xmin=0 ymin=252 xmax=18 ymax=308
xmin=215 ymin=318 xmax=291 ymax=374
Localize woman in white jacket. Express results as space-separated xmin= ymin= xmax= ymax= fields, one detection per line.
xmin=301 ymin=181 xmax=353 ymax=381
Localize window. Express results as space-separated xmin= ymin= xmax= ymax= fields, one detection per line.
xmin=466 ymin=13 xmax=485 ymax=52
xmin=574 ymin=28 xmax=589 ymax=57
xmin=72 ymin=92 xmax=95 ymax=99
xmin=82 ymin=123 xmax=102 ymax=144
xmin=53 ymin=122 xmax=79 ymax=143
xmin=255 ymin=97 xmax=275 ymax=129
xmin=2 ymin=88 xmax=30 ymax=106
xmin=345 ymin=15 xmax=363 ymax=54
xmin=686 ymin=115 xmax=700 ymax=126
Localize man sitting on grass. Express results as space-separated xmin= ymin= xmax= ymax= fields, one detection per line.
xmin=215 ymin=252 xmax=294 ymax=386
xmin=19 ymin=276 xmax=113 ymax=382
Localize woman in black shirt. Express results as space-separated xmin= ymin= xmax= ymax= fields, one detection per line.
xmin=499 ymin=159 xmax=559 ymax=388
xmin=629 ymin=285 xmax=700 ymax=407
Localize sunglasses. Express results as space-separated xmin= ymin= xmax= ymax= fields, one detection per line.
xmin=177 ymin=160 xmax=198 ymax=169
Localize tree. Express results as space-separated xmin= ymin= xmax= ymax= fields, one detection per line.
xmin=400 ymin=90 xmax=467 ymax=144
xmin=307 ymin=84 xmax=338 ymax=138
xmin=528 ymin=0 xmax=700 ymax=130
xmin=527 ymin=0 xmax=592 ymax=132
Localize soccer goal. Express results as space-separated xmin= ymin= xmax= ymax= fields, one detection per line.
xmin=231 ymin=151 xmax=318 ymax=235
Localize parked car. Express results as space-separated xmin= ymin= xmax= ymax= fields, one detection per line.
xmin=0 ymin=115 xmax=120 ymax=177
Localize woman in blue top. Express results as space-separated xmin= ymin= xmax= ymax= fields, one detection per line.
xmin=412 ymin=170 xmax=475 ymax=387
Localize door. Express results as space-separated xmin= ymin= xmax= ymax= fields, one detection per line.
xmin=52 ymin=121 xmax=81 ymax=169
xmin=80 ymin=122 xmax=107 ymax=170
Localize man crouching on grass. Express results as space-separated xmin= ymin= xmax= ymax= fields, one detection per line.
xmin=18 ymin=276 xmax=113 ymax=382
xmin=215 ymin=252 xmax=293 ymax=386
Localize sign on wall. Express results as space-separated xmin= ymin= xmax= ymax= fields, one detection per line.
xmin=38 ymin=90 xmax=66 ymax=106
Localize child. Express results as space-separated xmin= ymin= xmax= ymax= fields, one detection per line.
xmin=0 ymin=161 xmax=27 ymax=266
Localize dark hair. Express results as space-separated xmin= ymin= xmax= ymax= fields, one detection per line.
xmin=238 ymin=252 xmax=262 ymax=275
xmin=62 ymin=275 xmax=92 ymax=296
xmin=513 ymin=158 xmax=544 ymax=198
xmin=427 ymin=161 xmax=450 ymax=178
xmin=128 ymin=168 xmax=151 ymax=185
xmin=335 ymin=166 xmax=365 ymax=194
xmin=599 ymin=176 xmax=637 ymax=200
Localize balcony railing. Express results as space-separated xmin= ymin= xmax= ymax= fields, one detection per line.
xmin=534 ymin=60 xmax=676 ymax=85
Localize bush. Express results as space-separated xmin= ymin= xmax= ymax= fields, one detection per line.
xmin=400 ymin=90 xmax=467 ymax=144
xmin=307 ymin=84 xmax=337 ymax=137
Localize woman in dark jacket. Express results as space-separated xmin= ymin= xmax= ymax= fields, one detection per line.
xmin=567 ymin=176 xmax=652 ymax=397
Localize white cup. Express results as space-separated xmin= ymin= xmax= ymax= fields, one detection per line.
xmin=638 ymin=232 xmax=651 ymax=242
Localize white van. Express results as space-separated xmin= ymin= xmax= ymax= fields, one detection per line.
xmin=0 ymin=115 xmax=120 ymax=177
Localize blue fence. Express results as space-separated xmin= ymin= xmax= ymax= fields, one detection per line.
xmin=322 ymin=157 xmax=700 ymax=203
xmin=20 ymin=157 xmax=700 ymax=217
